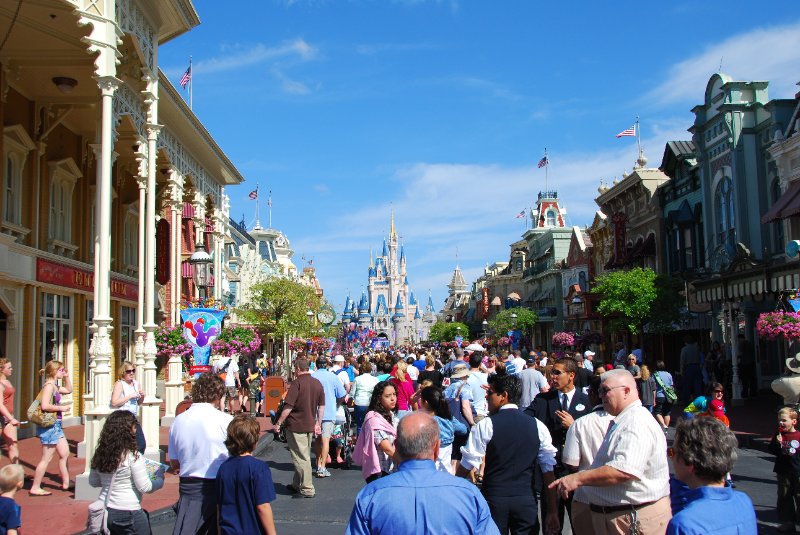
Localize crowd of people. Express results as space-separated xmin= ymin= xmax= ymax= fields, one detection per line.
xmin=1 ymin=337 xmax=793 ymax=534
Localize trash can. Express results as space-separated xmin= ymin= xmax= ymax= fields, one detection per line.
xmin=262 ymin=376 xmax=287 ymax=415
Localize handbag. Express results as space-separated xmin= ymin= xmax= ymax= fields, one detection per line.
xmin=654 ymin=372 xmax=678 ymax=403
xmin=87 ymin=467 xmax=117 ymax=535
xmin=27 ymin=387 xmax=56 ymax=428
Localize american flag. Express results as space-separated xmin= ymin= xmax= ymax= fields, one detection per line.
xmin=616 ymin=124 xmax=636 ymax=138
xmin=537 ymin=156 xmax=548 ymax=168
xmin=248 ymin=189 xmax=258 ymax=200
xmin=516 ymin=210 xmax=525 ymax=219
xmin=179 ymin=66 xmax=191 ymax=89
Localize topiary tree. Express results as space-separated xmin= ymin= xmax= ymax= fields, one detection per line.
xmin=594 ymin=267 xmax=658 ymax=335
xmin=489 ymin=308 xmax=537 ymax=336
xmin=428 ymin=321 xmax=472 ymax=343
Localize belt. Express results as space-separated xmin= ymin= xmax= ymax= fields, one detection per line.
xmin=589 ymin=500 xmax=657 ymax=514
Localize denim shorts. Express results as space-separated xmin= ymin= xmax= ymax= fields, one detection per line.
xmin=37 ymin=419 xmax=64 ymax=445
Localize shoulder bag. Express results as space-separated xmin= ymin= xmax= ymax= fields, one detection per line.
xmin=217 ymin=359 xmax=232 ymax=382
xmin=27 ymin=384 xmax=57 ymax=428
xmin=654 ymin=372 xmax=678 ymax=403
xmin=87 ymin=467 xmax=117 ymax=535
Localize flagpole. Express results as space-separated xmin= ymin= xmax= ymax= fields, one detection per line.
xmin=188 ymin=55 xmax=193 ymax=110
xmin=544 ymin=147 xmax=549 ymax=192
xmin=635 ymin=116 xmax=641 ymax=160
xmin=524 ymin=208 xmax=528 ymax=230
xmin=268 ymin=190 xmax=273 ymax=228
xmin=254 ymin=184 xmax=260 ymax=228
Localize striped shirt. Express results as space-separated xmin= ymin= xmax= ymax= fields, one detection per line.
xmin=561 ymin=406 xmax=615 ymax=504
xmin=580 ymin=400 xmax=670 ymax=507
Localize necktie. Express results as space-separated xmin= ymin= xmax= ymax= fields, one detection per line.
xmin=561 ymin=393 xmax=569 ymax=411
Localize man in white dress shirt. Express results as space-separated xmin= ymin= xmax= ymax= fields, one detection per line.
xmin=550 ymin=369 xmax=671 ymax=534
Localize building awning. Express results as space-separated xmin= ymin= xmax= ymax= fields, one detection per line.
xmin=507 ymin=292 xmax=521 ymax=300
xmin=762 ymin=181 xmax=800 ymax=223
xmin=182 ymin=202 xmax=195 ymax=219
xmin=491 ymin=296 xmax=502 ymax=306
xmin=181 ymin=261 xmax=193 ymax=279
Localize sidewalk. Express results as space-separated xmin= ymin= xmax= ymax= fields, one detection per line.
xmin=2 ymin=394 xmax=783 ymax=534
xmin=5 ymin=415 xmax=274 ymax=535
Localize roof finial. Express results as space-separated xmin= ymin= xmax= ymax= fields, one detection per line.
xmin=369 ymin=247 xmax=373 ymax=268
xmin=390 ymin=206 xmax=397 ymax=239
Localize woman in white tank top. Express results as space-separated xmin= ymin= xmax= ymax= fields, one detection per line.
xmin=111 ymin=362 xmax=146 ymax=452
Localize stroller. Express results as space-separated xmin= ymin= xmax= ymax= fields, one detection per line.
xmin=328 ymin=404 xmax=358 ymax=469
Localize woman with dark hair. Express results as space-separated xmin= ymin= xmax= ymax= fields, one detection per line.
xmin=417 ymin=386 xmax=467 ymax=474
xmin=89 ymin=410 xmax=164 ymax=534
xmin=352 ymin=381 xmax=398 ymax=482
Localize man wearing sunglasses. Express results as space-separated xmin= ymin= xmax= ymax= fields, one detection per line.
xmin=549 ymin=369 xmax=671 ymax=534
xmin=526 ymin=357 xmax=591 ymax=533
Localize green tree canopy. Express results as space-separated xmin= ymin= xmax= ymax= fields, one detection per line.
xmin=594 ymin=267 xmax=659 ymax=335
xmin=235 ymin=277 xmax=323 ymax=340
xmin=489 ymin=308 xmax=537 ymax=336
xmin=428 ymin=321 xmax=472 ymax=343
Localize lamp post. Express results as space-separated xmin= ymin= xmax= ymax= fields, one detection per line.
xmin=189 ymin=242 xmax=212 ymax=301
xmin=482 ymin=319 xmax=489 ymax=339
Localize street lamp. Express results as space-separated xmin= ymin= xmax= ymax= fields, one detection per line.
xmin=189 ymin=242 xmax=212 ymax=300
xmin=482 ymin=319 xmax=489 ymax=338
xmin=572 ymin=296 xmax=583 ymax=332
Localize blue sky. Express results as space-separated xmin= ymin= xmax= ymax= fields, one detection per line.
xmin=160 ymin=1 xmax=800 ymax=314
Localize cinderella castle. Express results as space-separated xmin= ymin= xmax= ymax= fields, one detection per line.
xmin=341 ymin=213 xmax=437 ymax=345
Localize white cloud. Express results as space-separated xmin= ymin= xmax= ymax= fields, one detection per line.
xmin=190 ymin=39 xmax=318 ymax=76
xmin=313 ymin=184 xmax=330 ymax=195
xmin=648 ymin=20 xmax=800 ymax=105
xmin=271 ymin=67 xmax=313 ymax=95
xmin=355 ymin=41 xmax=442 ymax=56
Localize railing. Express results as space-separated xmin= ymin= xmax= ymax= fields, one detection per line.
xmin=538 ymin=191 xmax=558 ymax=200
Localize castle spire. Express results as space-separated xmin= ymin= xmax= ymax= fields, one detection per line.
xmin=369 ymin=247 xmax=373 ymax=268
xmin=390 ymin=208 xmax=397 ymax=240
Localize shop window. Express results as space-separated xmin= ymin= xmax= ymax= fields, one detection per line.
xmin=47 ymin=159 xmax=81 ymax=255
xmin=546 ymin=210 xmax=556 ymax=227
xmin=119 ymin=306 xmax=136 ymax=364
xmin=39 ymin=293 xmax=71 ymax=373
xmin=3 ymin=125 xmax=35 ymax=236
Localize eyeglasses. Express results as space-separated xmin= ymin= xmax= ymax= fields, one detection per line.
xmin=550 ymin=369 xmax=564 ymax=376
xmin=713 ymin=390 xmax=724 ymax=394
xmin=598 ymin=385 xmax=627 ymax=396
xmin=125 ymin=370 xmax=136 ymax=374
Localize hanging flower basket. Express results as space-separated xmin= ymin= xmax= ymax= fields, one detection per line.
xmin=288 ymin=338 xmax=308 ymax=352
xmin=552 ymin=331 xmax=575 ymax=348
xmin=210 ymin=325 xmax=262 ymax=357
xmin=310 ymin=337 xmax=332 ymax=354
xmin=496 ymin=336 xmax=511 ymax=347
xmin=155 ymin=325 xmax=193 ymax=359
xmin=756 ymin=311 xmax=800 ymax=341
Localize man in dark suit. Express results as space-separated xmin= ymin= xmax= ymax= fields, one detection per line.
xmin=526 ymin=356 xmax=591 ymax=533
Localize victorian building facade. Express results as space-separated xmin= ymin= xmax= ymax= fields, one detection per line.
xmin=0 ymin=0 xmax=253 ymax=498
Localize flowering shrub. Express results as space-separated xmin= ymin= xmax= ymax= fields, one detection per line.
xmin=310 ymin=337 xmax=333 ymax=353
xmin=210 ymin=325 xmax=262 ymax=357
xmin=756 ymin=311 xmax=800 ymax=341
xmin=496 ymin=336 xmax=511 ymax=347
xmin=155 ymin=325 xmax=193 ymax=359
xmin=552 ymin=331 xmax=575 ymax=348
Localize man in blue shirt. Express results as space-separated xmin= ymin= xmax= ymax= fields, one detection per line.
xmin=667 ymin=416 xmax=757 ymax=534
xmin=312 ymin=357 xmax=346 ymax=478
xmin=346 ymin=412 xmax=500 ymax=535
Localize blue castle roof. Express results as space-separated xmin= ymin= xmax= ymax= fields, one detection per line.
xmin=427 ymin=294 xmax=435 ymax=312
xmin=382 ymin=239 xmax=387 ymax=257
xmin=409 ymin=291 xmax=417 ymax=306
xmin=414 ymin=308 xmax=421 ymax=319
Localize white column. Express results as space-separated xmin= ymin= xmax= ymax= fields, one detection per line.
xmin=76 ymin=75 xmax=120 ymax=501
xmin=133 ymin=150 xmax=147 ymax=383
xmin=728 ymin=302 xmax=743 ymax=404
xmin=141 ymin=123 xmax=163 ymax=460
xmin=170 ymin=180 xmax=181 ymax=325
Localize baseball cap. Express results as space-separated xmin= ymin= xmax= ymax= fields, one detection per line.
xmin=584 ymin=350 xmax=595 ymax=358
xmin=333 ymin=355 xmax=345 ymax=363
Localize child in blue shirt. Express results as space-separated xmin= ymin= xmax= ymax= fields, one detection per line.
xmin=0 ymin=464 xmax=23 ymax=535
xmin=216 ymin=415 xmax=277 ymax=535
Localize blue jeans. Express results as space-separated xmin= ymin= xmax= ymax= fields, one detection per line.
xmin=107 ymin=508 xmax=151 ymax=535
xmin=353 ymin=405 xmax=368 ymax=434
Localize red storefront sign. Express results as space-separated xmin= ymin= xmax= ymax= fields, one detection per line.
xmin=482 ymin=287 xmax=489 ymax=317
xmin=36 ymin=258 xmax=138 ymax=301
xmin=156 ymin=218 xmax=171 ymax=285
